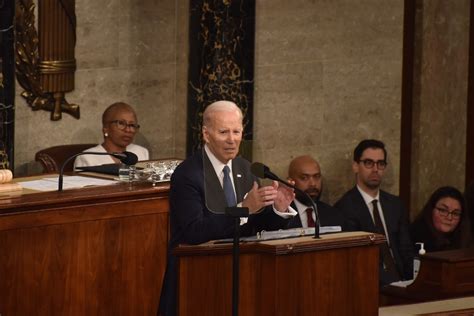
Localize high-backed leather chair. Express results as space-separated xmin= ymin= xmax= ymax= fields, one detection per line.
xmin=35 ymin=144 xmax=97 ymax=173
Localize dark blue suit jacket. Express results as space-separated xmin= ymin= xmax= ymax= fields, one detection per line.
xmin=160 ymin=150 xmax=286 ymax=315
xmin=334 ymin=187 xmax=414 ymax=285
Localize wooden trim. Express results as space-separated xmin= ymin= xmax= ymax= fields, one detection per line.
xmin=174 ymin=232 xmax=385 ymax=256
xmin=466 ymin=0 xmax=474 ymax=188
xmin=399 ymin=0 xmax=417 ymax=211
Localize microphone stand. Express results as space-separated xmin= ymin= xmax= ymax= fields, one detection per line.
xmin=225 ymin=206 xmax=249 ymax=316
xmin=299 ymin=189 xmax=320 ymax=239
xmin=270 ymin=178 xmax=321 ymax=239
xmin=58 ymin=152 xmax=126 ymax=191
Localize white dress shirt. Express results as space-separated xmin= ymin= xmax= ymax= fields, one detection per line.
xmin=294 ymin=199 xmax=315 ymax=228
xmin=74 ymin=143 xmax=149 ymax=169
xmin=356 ymin=185 xmax=391 ymax=245
xmin=204 ymin=145 xmax=296 ymax=225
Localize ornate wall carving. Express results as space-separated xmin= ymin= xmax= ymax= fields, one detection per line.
xmin=15 ymin=0 xmax=79 ymax=121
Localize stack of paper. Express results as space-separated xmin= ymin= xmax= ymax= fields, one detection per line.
xmin=18 ymin=175 xmax=118 ymax=192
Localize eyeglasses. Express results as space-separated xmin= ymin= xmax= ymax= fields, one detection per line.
xmin=358 ymin=159 xmax=387 ymax=170
xmin=435 ymin=206 xmax=462 ymax=219
xmin=109 ymin=120 xmax=140 ymax=131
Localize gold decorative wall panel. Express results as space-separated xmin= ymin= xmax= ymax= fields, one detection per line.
xmin=15 ymin=0 xmax=79 ymax=121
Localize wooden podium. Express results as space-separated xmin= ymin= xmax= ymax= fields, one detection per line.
xmin=174 ymin=231 xmax=385 ymax=316
xmin=380 ymin=248 xmax=474 ymax=306
xmin=0 ymin=180 xmax=170 ymax=315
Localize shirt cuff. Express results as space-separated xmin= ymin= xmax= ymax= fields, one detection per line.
xmin=273 ymin=205 xmax=297 ymax=218
xmin=237 ymin=201 xmax=249 ymax=225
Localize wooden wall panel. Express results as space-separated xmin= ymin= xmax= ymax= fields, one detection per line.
xmin=0 ymin=183 xmax=169 ymax=315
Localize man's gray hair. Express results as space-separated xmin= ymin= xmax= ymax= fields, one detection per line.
xmin=202 ymin=100 xmax=243 ymax=127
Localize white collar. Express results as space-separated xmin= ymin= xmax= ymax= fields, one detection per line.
xmin=357 ymin=185 xmax=380 ymax=206
xmin=294 ymin=198 xmax=313 ymax=214
xmin=204 ymin=144 xmax=233 ymax=177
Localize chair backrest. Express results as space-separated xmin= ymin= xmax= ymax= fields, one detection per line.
xmin=35 ymin=144 xmax=98 ymax=173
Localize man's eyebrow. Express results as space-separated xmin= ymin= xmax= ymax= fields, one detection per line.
xmin=300 ymin=172 xmax=320 ymax=176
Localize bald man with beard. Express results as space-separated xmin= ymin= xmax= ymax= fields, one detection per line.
xmin=285 ymin=155 xmax=345 ymax=229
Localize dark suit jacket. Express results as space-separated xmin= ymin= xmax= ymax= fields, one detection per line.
xmin=168 ymin=149 xmax=283 ymax=247
xmin=160 ymin=150 xmax=287 ymax=315
xmin=334 ymin=187 xmax=414 ymax=285
xmin=285 ymin=200 xmax=345 ymax=229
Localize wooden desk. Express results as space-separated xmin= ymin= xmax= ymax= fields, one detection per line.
xmin=380 ymin=248 xmax=474 ymax=306
xmin=379 ymin=296 xmax=474 ymax=316
xmin=175 ymin=232 xmax=385 ymax=316
xmin=0 ymin=180 xmax=169 ymax=315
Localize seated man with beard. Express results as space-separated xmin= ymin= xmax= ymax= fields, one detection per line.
xmin=285 ymin=155 xmax=345 ymax=229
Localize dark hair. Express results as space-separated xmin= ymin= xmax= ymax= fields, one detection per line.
xmin=353 ymin=139 xmax=387 ymax=162
xmin=416 ymin=186 xmax=469 ymax=248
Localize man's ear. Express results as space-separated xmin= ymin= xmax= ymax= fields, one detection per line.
xmin=352 ymin=161 xmax=359 ymax=174
xmin=202 ymin=126 xmax=209 ymax=143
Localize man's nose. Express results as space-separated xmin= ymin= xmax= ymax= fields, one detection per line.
xmin=227 ymin=133 xmax=236 ymax=142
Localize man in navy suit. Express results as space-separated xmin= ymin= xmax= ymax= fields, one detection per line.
xmin=285 ymin=155 xmax=344 ymax=229
xmin=159 ymin=100 xmax=296 ymax=316
xmin=334 ymin=139 xmax=414 ymax=286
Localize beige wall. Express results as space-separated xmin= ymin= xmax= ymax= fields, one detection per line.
xmin=410 ymin=0 xmax=469 ymax=217
xmin=254 ymin=0 xmax=404 ymax=204
xmin=14 ymin=0 xmax=404 ymax=204
xmin=14 ymin=0 xmax=189 ymax=176
xmin=17 ymin=1 xmax=467 ymax=212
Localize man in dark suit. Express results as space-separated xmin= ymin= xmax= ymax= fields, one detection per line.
xmin=334 ymin=139 xmax=414 ymax=286
xmin=284 ymin=155 xmax=344 ymax=229
xmin=159 ymin=100 xmax=296 ymax=316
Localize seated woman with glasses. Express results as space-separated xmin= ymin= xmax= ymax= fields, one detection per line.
xmin=74 ymin=102 xmax=149 ymax=168
xmin=410 ymin=186 xmax=471 ymax=252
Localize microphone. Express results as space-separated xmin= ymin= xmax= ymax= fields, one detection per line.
xmin=112 ymin=151 xmax=139 ymax=165
xmin=58 ymin=151 xmax=138 ymax=191
xmin=250 ymin=162 xmax=280 ymax=182
xmin=250 ymin=162 xmax=321 ymax=238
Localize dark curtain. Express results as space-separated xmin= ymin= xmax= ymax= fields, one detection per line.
xmin=0 ymin=0 xmax=15 ymax=170
xmin=186 ymin=0 xmax=255 ymax=160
